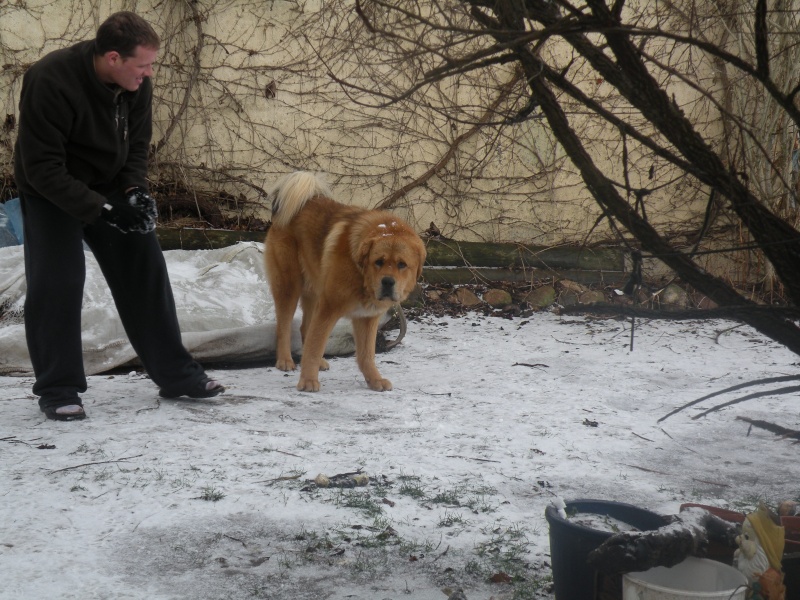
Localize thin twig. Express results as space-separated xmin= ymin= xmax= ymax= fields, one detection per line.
xmin=1 ymin=436 xmax=33 ymax=446
xmin=255 ymin=473 xmax=305 ymax=485
xmin=432 ymin=545 xmax=450 ymax=562
xmin=445 ymin=455 xmax=501 ymax=463
xmin=714 ymin=324 xmax=744 ymax=344
xmin=223 ymin=534 xmax=248 ymax=548
xmin=264 ymin=448 xmax=303 ymax=458
xmin=48 ymin=454 xmax=143 ymax=475
xmin=622 ymin=463 xmax=669 ymax=475
xmin=691 ymin=477 xmax=730 ymax=487
xmin=136 ymin=398 xmax=161 ymax=414
xmin=375 ymin=69 xmax=523 ymax=210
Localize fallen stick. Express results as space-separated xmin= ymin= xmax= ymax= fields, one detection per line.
xmin=48 ymin=454 xmax=143 ymax=474
xmin=737 ymin=416 xmax=800 ymax=440
xmin=658 ymin=374 xmax=800 ymax=422
xmin=587 ymin=507 xmax=739 ymax=574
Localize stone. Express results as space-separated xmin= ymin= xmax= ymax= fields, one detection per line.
xmin=425 ymin=290 xmax=443 ymax=302
xmin=559 ymin=279 xmax=588 ymax=294
xmin=483 ymin=288 xmax=512 ymax=307
xmin=559 ymin=290 xmax=579 ymax=307
xmin=522 ymin=285 xmax=556 ymax=309
xmin=453 ymin=287 xmax=482 ymax=307
xmin=660 ymin=283 xmax=690 ymax=308
xmin=579 ymin=290 xmax=606 ymax=304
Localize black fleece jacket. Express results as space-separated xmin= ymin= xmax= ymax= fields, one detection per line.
xmin=14 ymin=40 xmax=152 ymax=223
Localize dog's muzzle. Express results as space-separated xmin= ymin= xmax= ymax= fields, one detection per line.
xmin=379 ymin=276 xmax=396 ymax=300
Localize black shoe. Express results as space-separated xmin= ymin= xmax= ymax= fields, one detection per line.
xmin=41 ymin=404 xmax=86 ymax=421
xmin=159 ymin=376 xmax=225 ymax=399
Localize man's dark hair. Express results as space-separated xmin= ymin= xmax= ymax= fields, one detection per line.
xmin=95 ymin=11 xmax=160 ymax=58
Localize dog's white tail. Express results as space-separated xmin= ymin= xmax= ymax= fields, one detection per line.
xmin=269 ymin=171 xmax=333 ymax=228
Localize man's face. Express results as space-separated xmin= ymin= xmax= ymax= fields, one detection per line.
xmin=107 ymin=45 xmax=158 ymax=91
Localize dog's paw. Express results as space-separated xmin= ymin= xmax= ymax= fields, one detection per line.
xmin=367 ymin=378 xmax=393 ymax=392
xmin=296 ymin=377 xmax=321 ymax=392
xmin=275 ymin=358 xmax=296 ymax=371
xmin=320 ymin=358 xmax=330 ymax=371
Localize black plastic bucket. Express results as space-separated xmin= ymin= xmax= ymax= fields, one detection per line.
xmin=544 ymin=499 xmax=668 ymax=600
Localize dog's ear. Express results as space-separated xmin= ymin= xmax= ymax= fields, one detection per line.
xmin=355 ymin=238 xmax=374 ymax=273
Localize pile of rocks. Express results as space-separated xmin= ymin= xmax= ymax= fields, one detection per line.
xmin=404 ymin=278 xmax=700 ymax=320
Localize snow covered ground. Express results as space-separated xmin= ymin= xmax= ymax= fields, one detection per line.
xmin=2 ymin=247 xmax=799 ymax=599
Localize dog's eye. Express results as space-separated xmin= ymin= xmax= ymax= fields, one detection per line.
xmin=398 ymin=261 xmax=407 ymax=269
xmin=375 ymin=259 xmax=385 ymax=267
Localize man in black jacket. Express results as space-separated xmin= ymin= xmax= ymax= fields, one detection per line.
xmin=14 ymin=11 xmax=224 ymax=421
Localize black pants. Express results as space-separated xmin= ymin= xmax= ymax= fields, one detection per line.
xmin=20 ymin=192 xmax=206 ymax=409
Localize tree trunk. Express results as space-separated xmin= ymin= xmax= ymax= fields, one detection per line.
xmin=579 ymin=0 xmax=800 ymax=305
xmin=519 ymin=48 xmax=800 ymax=356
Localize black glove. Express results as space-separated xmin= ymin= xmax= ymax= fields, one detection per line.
xmin=101 ymin=187 xmax=158 ymax=234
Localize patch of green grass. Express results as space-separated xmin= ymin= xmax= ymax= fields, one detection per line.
xmin=171 ymin=477 xmax=194 ymax=490
xmin=292 ymin=471 xmax=551 ymax=597
xmin=397 ymin=537 xmax=439 ymax=558
xmin=462 ymin=484 xmax=498 ymax=514
xmin=93 ymin=468 xmax=113 ymax=482
xmin=428 ymin=481 xmax=499 ymax=514
xmin=468 ymin=522 xmax=543 ymax=596
xmin=326 ymin=515 xmax=399 ymax=549
xmin=71 ymin=442 xmax=91 ymax=455
xmin=431 ymin=487 xmax=463 ymax=505
xmin=69 ymin=442 xmax=108 ymax=460
xmin=397 ymin=473 xmax=426 ymax=499
xmin=298 ymin=528 xmax=334 ymax=554
xmin=349 ymin=547 xmax=391 ymax=580
xmin=336 ymin=490 xmax=384 ymax=518
xmin=438 ymin=510 xmax=470 ymax=528
xmin=275 ymin=549 xmax=297 ymax=572
xmin=198 ymin=485 xmax=225 ymax=502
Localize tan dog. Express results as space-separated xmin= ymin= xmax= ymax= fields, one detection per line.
xmin=264 ymin=172 xmax=426 ymax=392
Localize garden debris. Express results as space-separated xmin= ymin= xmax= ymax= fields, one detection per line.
xmin=737 ymin=416 xmax=800 ymax=442
xmin=312 ymin=470 xmax=369 ymax=488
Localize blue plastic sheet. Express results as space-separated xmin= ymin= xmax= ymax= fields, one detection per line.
xmin=0 ymin=198 xmax=22 ymax=246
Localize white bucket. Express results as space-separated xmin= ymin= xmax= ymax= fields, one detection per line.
xmin=622 ymin=556 xmax=748 ymax=600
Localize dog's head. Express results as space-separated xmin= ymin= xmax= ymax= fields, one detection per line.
xmin=354 ymin=215 xmax=426 ymax=303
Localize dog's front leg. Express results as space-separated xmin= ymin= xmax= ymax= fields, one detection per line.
xmin=352 ymin=316 xmax=392 ymax=391
xmin=296 ymin=312 xmax=339 ymax=392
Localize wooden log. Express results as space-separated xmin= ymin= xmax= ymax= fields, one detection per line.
xmin=422 ymin=267 xmax=625 ymax=286
xmin=156 ymin=228 xmax=624 ymax=271
xmin=423 ymin=238 xmax=623 ymax=271
xmin=587 ymin=507 xmax=740 ymax=574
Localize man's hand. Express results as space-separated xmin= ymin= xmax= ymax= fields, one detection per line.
xmin=101 ymin=188 xmax=158 ymax=234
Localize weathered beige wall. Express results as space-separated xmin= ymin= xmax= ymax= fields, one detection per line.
xmin=0 ymin=0 xmax=694 ymax=245
xmin=3 ymin=0 xmax=792 ymax=291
